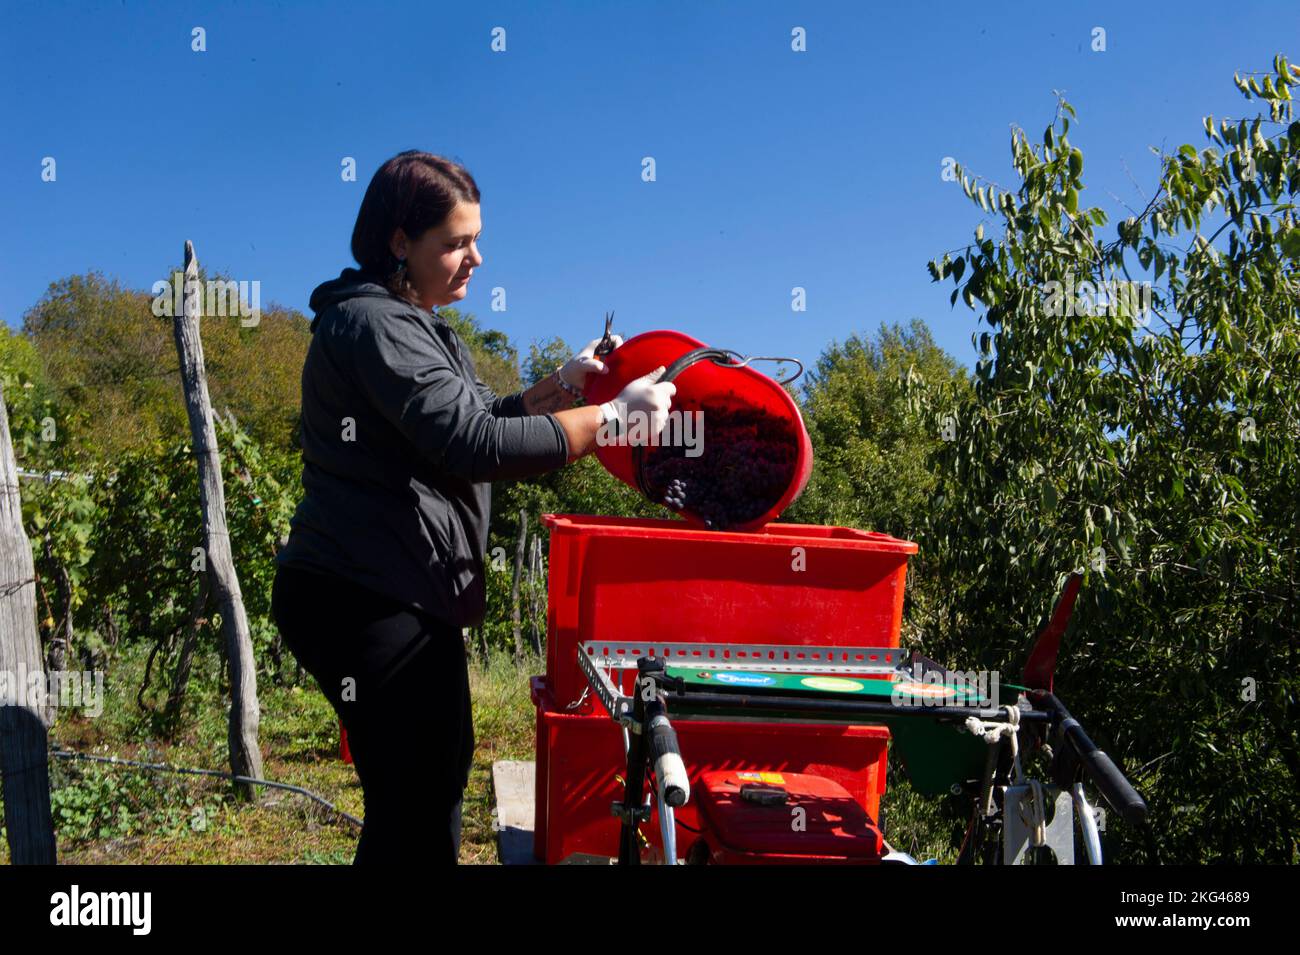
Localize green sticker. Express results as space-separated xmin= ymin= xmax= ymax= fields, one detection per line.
xmin=800 ymin=676 xmax=865 ymax=693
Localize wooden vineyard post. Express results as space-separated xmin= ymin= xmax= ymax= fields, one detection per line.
xmin=0 ymin=379 xmax=58 ymax=863
xmin=511 ymin=509 xmax=527 ymax=663
xmin=171 ymin=241 xmax=264 ymax=799
xmin=528 ymin=534 xmax=543 ymax=656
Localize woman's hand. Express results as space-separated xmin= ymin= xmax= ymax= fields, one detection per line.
xmin=599 ymin=366 xmax=677 ymax=442
xmin=523 ymin=334 xmax=627 ymax=415
xmin=556 ymin=335 xmax=625 ymax=392
xmin=551 ymin=365 xmax=677 ymax=461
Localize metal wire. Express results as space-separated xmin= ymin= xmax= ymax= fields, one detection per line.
xmin=707 ymin=350 xmax=805 ymax=385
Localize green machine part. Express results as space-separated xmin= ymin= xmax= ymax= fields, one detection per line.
xmin=879 ymin=678 xmax=1026 ymax=797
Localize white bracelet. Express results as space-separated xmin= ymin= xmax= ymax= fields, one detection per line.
xmin=553 ymin=367 xmax=583 ymax=399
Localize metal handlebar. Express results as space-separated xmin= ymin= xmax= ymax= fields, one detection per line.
xmin=615 ymin=657 xmax=691 ymax=865
xmin=1028 ymin=690 xmax=1148 ymax=827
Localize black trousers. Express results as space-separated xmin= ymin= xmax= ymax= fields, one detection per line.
xmin=271 ymin=563 xmax=475 ymax=864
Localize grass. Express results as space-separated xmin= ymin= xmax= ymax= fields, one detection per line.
xmin=878 ymin=763 xmax=966 ymax=863
xmin=0 ymin=641 xmax=542 ymax=865
xmin=1 ymin=641 xmax=956 ymax=865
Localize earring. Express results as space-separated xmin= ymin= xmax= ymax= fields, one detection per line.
xmin=393 ymin=256 xmax=407 ymax=283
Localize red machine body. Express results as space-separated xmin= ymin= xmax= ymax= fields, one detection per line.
xmin=532 ymin=677 xmax=890 ymax=865
xmin=533 ymin=513 xmax=917 ymax=864
xmin=688 ymin=770 xmax=885 ymax=865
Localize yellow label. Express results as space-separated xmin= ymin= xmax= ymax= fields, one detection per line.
xmin=736 ymin=771 xmax=786 ymax=785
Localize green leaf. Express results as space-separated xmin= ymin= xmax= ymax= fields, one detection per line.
xmin=1223 ymin=324 xmax=1246 ymax=354
xmin=1281 ymin=229 xmax=1300 ymax=259
xmin=1041 ymin=481 xmax=1059 ymax=512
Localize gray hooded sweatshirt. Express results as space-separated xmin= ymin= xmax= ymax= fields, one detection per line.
xmin=275 ymin=268 xmax=569 ymax=629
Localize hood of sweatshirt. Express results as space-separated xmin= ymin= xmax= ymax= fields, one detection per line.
xmin=307 ymin=267 xmax=433 ymax=332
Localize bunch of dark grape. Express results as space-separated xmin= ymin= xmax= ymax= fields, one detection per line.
xmin=641 ymin=401 xmax=799 ymax=530
xmin=662 ymin=478 xmax=688 ymax=509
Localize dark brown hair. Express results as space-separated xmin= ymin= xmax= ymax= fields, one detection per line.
xmin=350 ymin=150 xmax=481 ymax=305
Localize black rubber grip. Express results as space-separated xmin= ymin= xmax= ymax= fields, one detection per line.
xmin=1079 ymin=748 xmax=1148 ymax=827
xmin=1031 ymin=691 xmax=1148 ymax=828
xmin=649 ymin=718 xmax=680 ymax=763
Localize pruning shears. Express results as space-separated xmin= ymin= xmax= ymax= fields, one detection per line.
xmin=595 ymin=310 xmax=617 ymax=356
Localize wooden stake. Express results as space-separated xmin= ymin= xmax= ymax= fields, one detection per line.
xmin=0 ymin=378 xmax=57 ymax=863
xmin=171 ymin=241 xmax=264 ymax=799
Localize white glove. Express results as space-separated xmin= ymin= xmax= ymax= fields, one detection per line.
xmin=557 ymin=335 xmax=625 ymax=391
xmin=599 ymin=366 xmax=676 ymax=443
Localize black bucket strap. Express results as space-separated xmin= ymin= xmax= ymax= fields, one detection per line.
xmin=658 ymin=347 xmax=739 ymax=384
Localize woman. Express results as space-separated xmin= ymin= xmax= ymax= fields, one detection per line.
xmin=271 ymin=150 xmax=674 ymax=864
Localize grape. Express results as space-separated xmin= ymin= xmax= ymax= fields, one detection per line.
xmin=645 ymin=403 xmax=799 ymax=530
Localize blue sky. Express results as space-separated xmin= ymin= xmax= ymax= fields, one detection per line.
xmin=1 ymin=0 xmax=1293 ymax=377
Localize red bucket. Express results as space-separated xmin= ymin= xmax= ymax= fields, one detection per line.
xmin=583 ymin=330 xmax=813 ymax=532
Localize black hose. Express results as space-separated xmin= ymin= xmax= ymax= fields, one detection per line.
xmin=51 ymin=748 xmax=363 ymax=828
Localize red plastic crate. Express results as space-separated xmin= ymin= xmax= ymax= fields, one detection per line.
xmin=531 ymin=677 xmax=890 ymax=865
xmin=541 ymin=514 xmax=917 ymax=710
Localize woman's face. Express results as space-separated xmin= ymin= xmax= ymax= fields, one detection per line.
xmin=390 ymin=201 xmax=483 ymax=309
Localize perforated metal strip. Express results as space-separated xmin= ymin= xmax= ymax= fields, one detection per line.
xmin=579 ymin=641 xmax=905 ymax=675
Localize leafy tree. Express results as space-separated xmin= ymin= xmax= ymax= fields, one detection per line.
xmin=21 ymin=270 xmax=311 ymax=462
xmin=523 ymin=336 xmax=573 ymax=388
xmin=439 ymin=306 xmax=522 ymax=396
xmin=21 ymin=272 xmax=186 ymax=461
xmin=787 ymin=319 xmax=967 ymax=540
xmin=914 ymin=57 xmax=1300 ymax=862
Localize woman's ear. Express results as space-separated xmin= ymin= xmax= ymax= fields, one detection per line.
xmin=388 ymin=228 xmax=408 ymax=261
